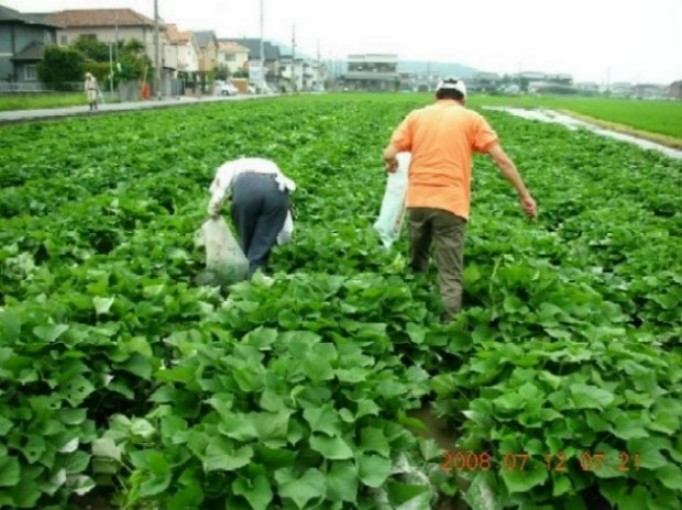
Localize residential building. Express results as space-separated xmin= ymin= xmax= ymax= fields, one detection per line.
xmin=217 ymin=41 xmax=249 ymax=76
xmin=342 ymin=54 xmax=399 ymax=91
xmin=193 ymin=30 xmax=218 ymax=90
xmin=164 ymin=24 xmax=199 ymax=76
xmin=0 ymin=5 xmax=59 ymax=87
xmin=632 ymin=83 xmax=668 ymax=100
xmin=468 ymin=72 xmax=502 ymax=92
xmin=224 ymin=38 xmax=281 ymax=85
xmin=670 ymin=81 xmax=682 ymax=100
xmin=42 ymin=8 xmax=157 ymax=64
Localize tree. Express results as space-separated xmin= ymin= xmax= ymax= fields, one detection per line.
xmin=72 ymin=36 xmax=110 ymax=62
xmin=38 ymin=45 xmax=84 ymax=91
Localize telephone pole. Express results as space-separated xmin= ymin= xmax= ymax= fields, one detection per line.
xmin=291 ymin=24 xmax=296 ymax=92
xmin=154 ymin=0 xmax=161 ymax=99
xmin=259 ymin=0 xmax=265 ymax=90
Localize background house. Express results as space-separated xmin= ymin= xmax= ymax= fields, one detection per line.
xmin=226 ymin=38 xmax=282 ymax=87
xmin=164 ymin=24 xmax=199 ymax=94
xmin=42 ymin=8 xmax=157 ymax=64
xmin=342 ymin=54 xmax=399 ymax=91
xmin=670 ymin=81 xmax=682 ymax=100
xmin=0 ymin=5 xmax=60 ymax=89
xmin=193 ymin=30 xmax=218 ymax=91
xmin=217 ymin=41 xmax=249 ymax=77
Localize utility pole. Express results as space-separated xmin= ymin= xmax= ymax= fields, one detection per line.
xmin=291 ymin=25 xmax=295 ymax=91
xmin=154 ymin=0 xmax=161 ymax=99
xmin=259 ymin=0 xmax=265 ymax=91
xmin=114 ymin=14 xmax=119 ymax=62
xmin=316 ymin=39 xmax=321 ymax=90
xmin=109 ymin=42 xmax=114 ymax=97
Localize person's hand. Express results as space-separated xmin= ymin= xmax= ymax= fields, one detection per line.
xmin=519 ymin=193 xmax=538 ymax=219
xmin=207 ymin=206 xmax=220 ymax=219
xmin=384 ymin=157 xmax=398 ymax=173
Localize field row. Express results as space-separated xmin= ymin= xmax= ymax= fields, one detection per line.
xmin=0 ymin=95 xmax=681 ymax=509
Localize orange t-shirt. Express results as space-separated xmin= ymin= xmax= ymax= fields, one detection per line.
xmin=390 ymin=100 xmax=498 ymax=220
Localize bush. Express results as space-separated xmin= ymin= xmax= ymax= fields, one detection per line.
xmin=38 ymin=46 xmax=84 ymax=91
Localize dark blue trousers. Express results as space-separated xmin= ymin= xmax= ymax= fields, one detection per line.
xmin=230 ymin=172 xmax=289 ymax=278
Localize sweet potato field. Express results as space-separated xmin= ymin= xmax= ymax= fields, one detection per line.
xmin=0 ymin=95 xmax=681 ymax=510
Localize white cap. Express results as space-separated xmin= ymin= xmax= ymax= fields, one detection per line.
xmin=436 ymin=77 xmax=467 ymax=97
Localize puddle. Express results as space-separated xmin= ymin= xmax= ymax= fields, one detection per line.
xmin=483 ymin=106 xmax=682 ymax=160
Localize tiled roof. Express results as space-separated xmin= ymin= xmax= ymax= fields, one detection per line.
xmin=0 ymin=5 xmax=61 ymax=27
xmin=164 ymin=24 xmax=192 ymax=44
xmin=45 ymin=8 xmax=154 ymax=28
xmin=219 ymin=38 xmax=279 ymax=60
xmin=11 ymin=41 xmax=46 ymax=62
xmin=218 ymin=41 xmax=250 ymax=54
xmin=193 ymin=30 xmax=217 ymax=47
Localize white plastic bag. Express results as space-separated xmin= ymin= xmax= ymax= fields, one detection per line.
xmin=373 ymin=152 xmax=411 ymax=249
xmin=194 ymin=217 xmax=249 ymax=286
xmin=277 ymin=210 xmax=294 ymax=245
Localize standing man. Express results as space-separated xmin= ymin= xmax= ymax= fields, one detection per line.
xmin=382 ymin=78 xmax=537 ymax=323
xmin=84 ymin=72 xmax=99 ymax=112
xmin=207 ymin=157 xmax=295 ymax=278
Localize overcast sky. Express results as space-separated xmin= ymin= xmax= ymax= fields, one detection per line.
xmin=3 ymin=0 xmax=681 ymax=84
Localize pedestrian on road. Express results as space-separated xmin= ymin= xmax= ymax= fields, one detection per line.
xmin=84 ymin=72 xmax=99 ymax=112
xmin=207 ymin=157 xmax=295 ymax=279
xmin=382 ymin=77 xmax=538 ymax=323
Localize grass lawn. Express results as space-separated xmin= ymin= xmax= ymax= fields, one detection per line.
xmin=467 ymin=94 xmax=682 ymax=142
xmin=0 ymin=92 xmax=120 ymax=112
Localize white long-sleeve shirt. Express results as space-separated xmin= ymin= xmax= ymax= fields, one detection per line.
xmin=207 ymin=157 xmax=296 ymax=215
xmin=207 ymin=157 xmax=296 ymax=244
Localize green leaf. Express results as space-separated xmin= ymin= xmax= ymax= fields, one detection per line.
xmin=552 ymin=474 xmax=572 ymax=497
xmin=276 ymin=468 xmax=326 ymax=509
xmin=386 ymin=481 xmax=430 ymax=507
xmin=356 ymin=399 xmax=380 ymax=419
xmin=0 ymin=456 xmax=20 ymax=487
xmin=627 ymin=438 xmax=668 ymax=469
xmin=167 ymin=483 xmax=204 ymax=510
xmin=615 ymin=485 xmax=649 ymax=510
xmin=357 ymin=453 xmax=392 ymax=488
xmin=0 ymin=416 xmax=12 ymax=436
xmin=303 ymin=405 xmax=343 ymax=437
xmin=0 ymin=310 xmax=21 ymax=343
xmin=93 ymin=296 xmax=115 ymax=315
xmin=567 ymin=383 xmax=615 ymax=410
xmin=203 ymin=438 xmax=253 ymax=472
xmin=92 ymin=437 xmax=122 ymax=462
xmin=33 ymin=324 xmax=69 ymax=342
xmin=326 ymin=461 xmax=358 ymax=503
xmin=244 ymin=327 xmax=278 ymax=349
xmin=233 ymin=471 xmax=273 ymax=510
xmin=656 ymin=464 xmax=682 ymax=490
xmin=309 ymin=435 xmax=354 ymax=460
xmin=219 ymin=413 xmax=258 ymax=441
xmin=610 ymin=413 xmax=649 ymax=440
xmin=129 ymin=450 xmax=172 ymax=498
xmin=500 ymin=459 xmax=548 ymax=493
xmin=252 ymin=410 xmax=293 ymax=442
xmin=406 ymin=323 xmax=425 ymax=344
xmin=61 ymin=375 xmax=95 ymax=407
xmin=360 ymin=427 xmax=391 ymax=457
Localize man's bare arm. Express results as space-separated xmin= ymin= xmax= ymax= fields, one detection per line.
xmin=486 ymin=142 xmax=537 ymax=218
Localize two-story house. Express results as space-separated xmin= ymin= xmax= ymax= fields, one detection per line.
xmin=164 ymin=24 xmax=199 ymax=93
xmin=43 ymin=8 xmax=157 ymax=64
xmin=225 ymin=38 xmax=281 ymax=87
xmin=0 ymin=5 xmax=60 ymax=88
xmin=217 ymin=41 xmax=249 ymax=77
xmin=193 ymin=30 xmax=218 ymax=91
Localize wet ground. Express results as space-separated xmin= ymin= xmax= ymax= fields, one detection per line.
xmin=483 ymin=106 xmax=682 ymax=161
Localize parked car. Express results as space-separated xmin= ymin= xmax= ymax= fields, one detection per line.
xmin=214 ymin=80 xmax=239 ymax=96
